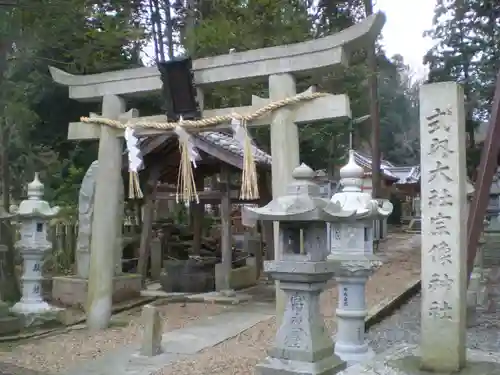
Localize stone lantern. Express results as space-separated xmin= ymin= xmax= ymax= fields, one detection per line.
xmin=327 ymin=150 xmax=393 ymax=365
xmin=10 ymin=173 xmax=60 ymax=315
xmin=244 ymin=163 xmax=353 ymax=375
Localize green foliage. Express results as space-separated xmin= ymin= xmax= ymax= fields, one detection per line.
xmin=0 ymin=0 xmax=422 ymax=287
xmin=378 ymin=54 xmax=420 ymax=165
xmin=0 ymin=0 xmax=145 ymax=208
xmin=424 ymin=0 xmax=500 ymax=175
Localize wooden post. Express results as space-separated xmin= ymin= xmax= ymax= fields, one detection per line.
xmin=137 ymin=167 xmax=161 ymax=285
xmin=191 ymin=172 xmax=205 ymax=255
xmin=258 ymin=171 xmax=272 ymax=271
xmin=219 ymin=165 xmax=232 ymax=291
xmin=467 ymin=69 xmax=500 ymax=280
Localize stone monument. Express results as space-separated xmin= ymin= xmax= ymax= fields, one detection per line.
xmin=327 ymin=150 xmax=393 ymax=365
xmin=75 ymin=160 xmax=97 ymax=279
xmin=51 ymin=160 xmax=141 ymax=308
xmin=245 ymin=164 xmax=350 ymax=375
xmin=76 ymin=160 xmax=124 ymax=278
xmin=338 ymin=82 xmax=500 ymax=374
xmin=10 ymin=173 xmax=62 ymax=321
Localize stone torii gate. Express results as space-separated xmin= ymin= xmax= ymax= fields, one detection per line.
xmin=50 ymin=12 xmax=385 ymax=330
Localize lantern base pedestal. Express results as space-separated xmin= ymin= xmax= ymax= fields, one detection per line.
xmin=257 ymin=262 xmax=346 ymax=375
xmin=11 ymin=300 xmax=62 ymax=327
xmin=256 ymin=354 xmax=346 ymax=375
xmin=334 ymin=341 xmax=375 ymax=366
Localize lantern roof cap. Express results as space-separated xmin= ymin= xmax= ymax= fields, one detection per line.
xmin=244 ymin=163 xmax=352 ymax=222
xmin=11 ymin=173 xmax=60 ymax=218
xmin=27 ymin=172 xmax=44 ymax=200
xmin=340 ymin=150 xmax=364 ymax=182
xmin=330 ymin=150 xmax=393 ymax=220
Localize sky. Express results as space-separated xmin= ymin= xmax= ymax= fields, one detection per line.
xmin=374 ymin=0 xmax=436 ymax=78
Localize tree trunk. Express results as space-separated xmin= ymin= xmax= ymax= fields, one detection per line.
xmin=0 ymin=28 xmax=20 ymax=301
xmin=163 ymin=0 xmax=174 ymax=59
xmin=363 ymin=0 xmax=381 ymax=198
xmin=0 ymin=119 xmax=20 ymax=302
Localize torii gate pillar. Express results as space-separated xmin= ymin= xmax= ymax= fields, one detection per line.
xmin=86 ymin=94 xmax=125 ymax=330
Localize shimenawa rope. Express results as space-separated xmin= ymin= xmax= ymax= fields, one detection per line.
xmin=80 ymin=91 xmax=327 ymax=203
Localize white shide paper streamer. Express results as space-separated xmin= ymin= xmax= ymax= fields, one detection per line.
xmin=174 ymin=117 xmax=199 ymax=167
xmin=231 ymin=117 xmax=247 ymax=146
xmin=124 ymin=127 xmax=143 ymax=172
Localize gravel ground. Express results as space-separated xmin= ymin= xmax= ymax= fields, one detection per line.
xmin=156 ymin=233 xmax=421 ymax=375
xmin=368 ymin=271 xmax=500 ymax=354
xmin=0 ymin=303 xmax=230 ymax=374
xmin=0 ymin=232 xmax=421 ymax=375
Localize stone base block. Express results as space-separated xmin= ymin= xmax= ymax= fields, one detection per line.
xmin=215 ymin=258 xmax=258 ymax=291
xmin=256 ymin=355 xmax=346 ymax=375
xmin=160 ymin=259 xmax=215 ymax=293
xmin=335 ymin=344 xmax=374 ymax=366
xmin=338 ymin=345 xmax=500 ymax=375
xmin=52 ymin=273 xmax=142 ymax=307
xmin=406 ymin=218 xmax=421 ymax=233
xmin=0 ymin=315 xmax=23 ymax=334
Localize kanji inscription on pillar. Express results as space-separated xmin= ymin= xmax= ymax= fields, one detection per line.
xmin=419 ymin=83 xmax=467 ymax=370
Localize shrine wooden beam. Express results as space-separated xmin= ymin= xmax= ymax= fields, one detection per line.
xmin=467 ymin=68 xmax=500 ymax=281
xmin=66 ymin=92 xmax=350 ymax=140
xmin=155 ymin=190 xmax=258 ymax=204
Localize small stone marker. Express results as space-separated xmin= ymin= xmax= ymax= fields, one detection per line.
xmin=140 ymin=304 xmax=163 ymax=356
xmin=419 ymin=82 xmax=467 ymax=372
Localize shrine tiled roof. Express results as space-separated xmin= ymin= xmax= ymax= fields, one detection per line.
xmin=198 ymin=131 xmax=271 ymax=165
xmin=351 ymin=151 xmax=420 ymax=185
xmin=389 ymin=166 xmax=421 ymax=184
xmin=137 ymin=131 xmax=271 ymax=167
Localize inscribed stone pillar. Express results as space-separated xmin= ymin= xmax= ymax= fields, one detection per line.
xmin=86 ymin=94 xmax=126 ymax=330
xmin=269 ymin=73 xmax=300 ymax=324
xmin=419 ymin=82 xmax=467 ymax=372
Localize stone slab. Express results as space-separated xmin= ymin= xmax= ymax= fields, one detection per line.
xmin=64 ymin=344 xmax=185 ymax=375
xmin=365 ymin=279 xmax=421 ymax=328
xmin=139 ymin=283 xmax=189 ymax=301
xmin=161 ymin=308 xmax=272 ymax=354
xmin=338 ymin=345 xmax=500 ymax=375
xmin=63 ymin=304 xmax=273 ymax=375
xmin=52 ymin=274 xmax=142 ymax=307
xmin=186 ymin=291 xmax=252 ymax=305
